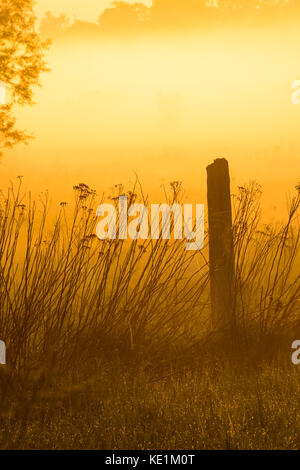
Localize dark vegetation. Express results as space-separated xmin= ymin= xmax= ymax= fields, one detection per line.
xmin=0 ymin=179 xmax=299 ymax=449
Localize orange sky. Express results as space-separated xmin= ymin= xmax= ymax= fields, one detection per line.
xmin=1 ymin=1 xmax=299 ymax=221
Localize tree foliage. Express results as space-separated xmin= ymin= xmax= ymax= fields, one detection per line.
xmin=0 ymin=0 xmax=49 ymax=154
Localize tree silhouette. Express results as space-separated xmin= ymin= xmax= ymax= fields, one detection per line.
xmin=151 ymin=0 xmax=297 ymax=29
xmin=39 ymin=1 xmax=300 ymax=40
xmin=98 ymin=1 xmax=150 ymax=34
xmin=0 ymin=0 xmax=49 ymax=154
xmin=151 ymin=0 xmax=216 ymax=29
xmin=218 ymin=0 xmax=300 ymax=21
xmin=40 ymin=11 xmax=70 ymax=39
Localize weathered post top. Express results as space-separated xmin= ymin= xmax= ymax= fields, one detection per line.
xmin=206 ymin=158 xmax=232 ymax=221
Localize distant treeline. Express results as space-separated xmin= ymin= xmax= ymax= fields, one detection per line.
xmin=40 ymin=0 xmax=300 ymax=39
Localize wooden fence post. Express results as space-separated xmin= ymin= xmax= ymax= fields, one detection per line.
xmin=206 ymin=158 xmax=236 ymax=333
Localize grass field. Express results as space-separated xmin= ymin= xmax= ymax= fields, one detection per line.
xmin=1 ymin=358 xmax=300 ymax=449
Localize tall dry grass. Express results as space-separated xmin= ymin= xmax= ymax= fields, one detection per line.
xmin=0 ymin=177 xmax=299 ymax=448
xmin=0 ymin=180 xmax=210 ymax=372
xmin=233 ymin=182 xmax=300 ymax=353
